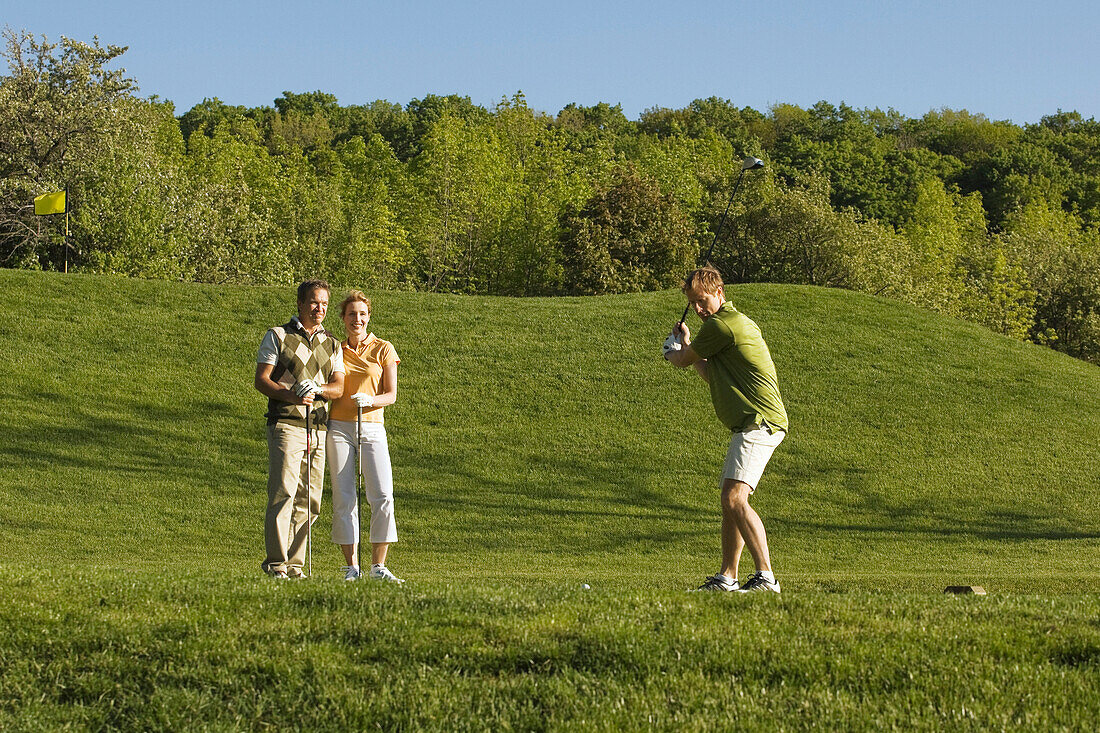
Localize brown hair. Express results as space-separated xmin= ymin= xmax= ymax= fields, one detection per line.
xmin=297 ymin=279 xmax=331 ymax=302
xmin=338 ymin=289 xmax=372 ymax=317
xmin=682 ymin=266 xmax=724 ymax=295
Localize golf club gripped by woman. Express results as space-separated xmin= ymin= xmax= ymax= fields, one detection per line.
xmin=325 ymin=290 xmax=404 ymax=582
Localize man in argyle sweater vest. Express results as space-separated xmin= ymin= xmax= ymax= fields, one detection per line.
xmin=254 ymin=280 xmax=345 ymax=578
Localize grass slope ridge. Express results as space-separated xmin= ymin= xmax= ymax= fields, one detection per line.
xmin=1 ymin=269 xmax=1098 ymax=589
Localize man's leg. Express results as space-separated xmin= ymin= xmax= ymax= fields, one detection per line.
xmin=720 ymin=504 xmax=745 ymax=579
xmin=287 ymin=426 xmax=325 ymax=574
xmin=263 ymin=423 xmax=305 ymax=574
xmin=722 ymin=479 xmax=772 ymax=573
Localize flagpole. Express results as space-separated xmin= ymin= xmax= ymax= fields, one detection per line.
xmin=64 ymin=185 xmax=69 ymax=274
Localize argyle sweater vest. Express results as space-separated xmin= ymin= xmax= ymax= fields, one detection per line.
xmin=264 ymin=320 xmax=341 ymax=427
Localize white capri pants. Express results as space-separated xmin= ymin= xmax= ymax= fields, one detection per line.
xmin=326 ymin=418 xmax=398 ymax=545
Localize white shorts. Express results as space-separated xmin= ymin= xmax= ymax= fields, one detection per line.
xmin=721 ymin=424 xmax=785 ymax=492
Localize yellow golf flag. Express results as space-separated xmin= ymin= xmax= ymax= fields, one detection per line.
xmin=34 ymin=191 xmax=66 ymax=215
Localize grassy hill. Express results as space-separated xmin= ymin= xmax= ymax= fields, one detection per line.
xmin=2 ymin=269 xmax=1096 ymax=588
xmin=1 ymin=269 xmax=1098 ymax=729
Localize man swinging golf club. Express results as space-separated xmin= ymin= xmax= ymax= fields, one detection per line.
xmin=255 ymin=279 xmax=345 ymax=579
xmin=664 ymin=266 xmax=789 ymax=593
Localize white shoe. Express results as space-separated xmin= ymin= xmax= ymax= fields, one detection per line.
xmin=738 ymin=572 xmax=780 ymax=593
xmin=368 ymin=565 xmax=405 ymax=584
xmin=342 ymin=565 xmax=361 ymax=581
xmin=690 ymin=574 xmax=739 ymax=592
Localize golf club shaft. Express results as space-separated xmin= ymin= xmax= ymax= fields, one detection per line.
xmin=678 ymin=166 xmax=748 ymax=328
xmin=356 ymin=405 xmax=363 ymax=568
xmin=306 ymin=405 xmax=312 ymax=579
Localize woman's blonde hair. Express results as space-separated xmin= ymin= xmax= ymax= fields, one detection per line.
xmin=338 ymin=290 xmax=372 ymax=317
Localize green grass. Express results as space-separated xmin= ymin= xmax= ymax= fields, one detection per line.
xmin=3 ymin=575 xmax=1099 ymax=730
xmin=1 ymin=269 xmax=1098 ymax=729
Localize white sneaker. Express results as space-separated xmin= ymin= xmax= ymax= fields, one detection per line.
xmin=738 ymin=572 xmax=781 ymax=593
xmin=691 ymin=574 xmax=739 ymax=592
xmin=342 ymin=565 xmax=361 ymax=581
xmin=368 ymin=565 xmax=405 ymax=584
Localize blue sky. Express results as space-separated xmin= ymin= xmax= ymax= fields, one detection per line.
xmin=6 ymin=1 xmax=1098 ymax=123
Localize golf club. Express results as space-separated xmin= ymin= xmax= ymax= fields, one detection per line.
xmin=305 ymin=404 xmax=312 ymax=579
xmin=676 ymin=155 xmax=765 ymax=329
xmin=356 ymin=404 xmax=364 ymax=571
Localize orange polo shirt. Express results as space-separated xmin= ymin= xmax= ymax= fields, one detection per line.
xmin=329 ymin=334 xmax=399 ymax=424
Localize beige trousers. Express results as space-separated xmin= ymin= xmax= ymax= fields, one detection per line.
xmin=263 ymin=421 xmax=326 ymax=575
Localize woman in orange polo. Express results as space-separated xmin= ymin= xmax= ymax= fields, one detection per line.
xmin=326 ymin=290 xmax=403 ymax=582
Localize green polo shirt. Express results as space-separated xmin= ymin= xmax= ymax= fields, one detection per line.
xmin=690 ymin=301 xmax=789 ymax=433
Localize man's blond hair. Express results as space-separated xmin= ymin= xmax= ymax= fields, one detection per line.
xmin=682 ymin=266 xmax=724 ymax=295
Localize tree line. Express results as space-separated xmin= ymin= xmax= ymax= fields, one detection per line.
xmin=2 ymin=29 xmax=1098 ymax=363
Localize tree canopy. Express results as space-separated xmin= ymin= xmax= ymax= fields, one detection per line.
xmin=2 ymin=30 xmax=1099 ymax=363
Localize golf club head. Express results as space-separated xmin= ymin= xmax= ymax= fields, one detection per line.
xmin=741 ymin=156 xmax=765 ymax=171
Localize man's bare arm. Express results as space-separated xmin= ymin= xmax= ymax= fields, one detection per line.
xmin=666 ymin=344 xmax=709 ymax=382
xmin=318 ymin=371 xmax=344 ymax=402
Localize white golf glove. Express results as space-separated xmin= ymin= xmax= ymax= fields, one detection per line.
xmin=662 ymin=332 xmax=683 ymax=355
xmin=352 ymin=392 xmax=374 ymax=409
xmin=294 ymin=379 xmax=321 ymax=397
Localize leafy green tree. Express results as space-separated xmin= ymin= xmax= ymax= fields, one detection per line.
xmin=963 ymin=142 xmax=1070 ymax=227
xmin=406 ymin=110 xmax=509 ymax=292
xmin=627 ymin=131 xmax=733 ymax=219
xmin=273 ymin=90 xmax=339 ymax=117
xmin=266 ymin=108 xmax=334 ymax=155
xmin=910 ymin=108 xmax=1022 ymax=163
xmin=555 ymin=101 xmax=636 ymax=159
xmin=894 ymin=178 xmax=975 ymax=314
xmin=73 ymin=98 xmax=189 ymax=278
xmin=322 ymin=134 xmax=411 ymax=289
xmin=637 ymin=106 xmax=695 ymax=139
xmin=265 ymin=91 xmax=339 ymax=160
xmin=175 ymin=119 xmax=294 ymax=283
xmin=336 ymin=100 xmax=410 ymax=149
xmin=1001 ymin=201 xmax=1100 ymax=361
xmin=488 ymin=93 xmax=591 ymax=294
xmin=396 ymin=94 xmax=491 ymax=161
xmin=891 ymin=179 xmax=1037 ymax=338
xmin=0 ymin=28 xmax=133 ymax=269
xmin=1028 ymin=112 xmax=1100 ymax=227
xmin=721 ymin=175 xmax=903 ymax=292
xmin=637 ymin=98 xmax=764 ymax=151
xmin=560 ymin=165 xmax=695 ymax=294
xmin=768 ymin=102 xmax=922 ymax=227
xmin=956 ymin=246 xmax=1036 ymax=340
xmin=178 ymin=98 xmax=253 ymax=144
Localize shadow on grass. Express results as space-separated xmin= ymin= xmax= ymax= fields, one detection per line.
xmin=6 ymin=390 xmax=259 ymax=493
xmin=775 ymin=469 xmax=1100 ymax=543
xmin=397 ymin=444 xmax=706 ymax=552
